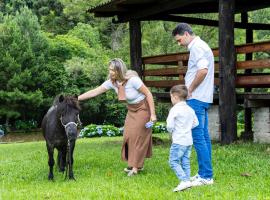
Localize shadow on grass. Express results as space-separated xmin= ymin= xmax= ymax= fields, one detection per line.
xmin=153 ymin=136 xmax=170 ymax=146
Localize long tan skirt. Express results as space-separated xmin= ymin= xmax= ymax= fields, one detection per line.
xmin=121 ymin=99 xmax=152 ymax=168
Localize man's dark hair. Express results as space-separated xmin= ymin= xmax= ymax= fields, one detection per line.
xmin=172 ymin=23 xmax=193 ymax=36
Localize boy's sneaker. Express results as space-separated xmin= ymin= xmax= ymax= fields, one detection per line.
xmin=191 ymin=177 xmax=214 ymax=187
xmin=190 ymin=173 xmax=200 ymax=181
xmin=124 ymin=167 xmax=144 ymax=173
xmin=173 ymin=181 xmax=192 ymax=192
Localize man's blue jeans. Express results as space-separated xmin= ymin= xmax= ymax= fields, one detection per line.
xmin=169 ymin=144 xmax=192 ymax=181
xmin=187 ymin=99 xmax=213 ymax=179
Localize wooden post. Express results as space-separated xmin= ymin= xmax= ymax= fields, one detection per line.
xmin=129 ymin=20 xmax=142 ymax=76
xmin=241 ymin=12 xmax=253 ymax=140
xmin=219 ymin=0 xmax=237 ymax=144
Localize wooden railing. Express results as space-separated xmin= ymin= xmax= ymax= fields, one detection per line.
xmin=142 ymin=41 xmax=270 ymax=89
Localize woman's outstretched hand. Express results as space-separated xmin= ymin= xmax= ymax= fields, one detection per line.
xmin=77 ymin=96 xmax=81 ymax=101
xmin=150 ymin=114 xmax=157 ymax=122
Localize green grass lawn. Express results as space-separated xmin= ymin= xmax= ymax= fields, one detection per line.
xmin=0 ymin=134 xmax=270 ymax=200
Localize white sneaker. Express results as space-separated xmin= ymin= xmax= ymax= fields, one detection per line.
xmin=173 ymin=181 xmax=192 ymax=192
xmin=190 ymin=174 xmax=200 ymax=181
xmin=191 ymin=177 xmax=214 ymax=187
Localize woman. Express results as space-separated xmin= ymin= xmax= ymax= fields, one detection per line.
xmin=78 ymin=58 xmax=156 ymax=176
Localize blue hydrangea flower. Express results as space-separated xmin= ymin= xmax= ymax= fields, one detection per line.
xmin=119 ymin=127 xmax=124 ymax=135
xmin=106 ymin=130 xmax=113 ymax=137
xmin=97 ymin=126 xmax=103 ymax=135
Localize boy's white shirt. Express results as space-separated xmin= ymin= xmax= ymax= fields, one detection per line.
xmin=166 ymin=101 xmax=199 ymax=146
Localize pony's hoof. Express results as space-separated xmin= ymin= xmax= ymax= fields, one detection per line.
xmin=59 ymin=168 xmax=65 ymax=173
xmin=69 ymin=176 xmax=76 ymax=181
xmin=48 ymin=175 xmax=54 ymax=180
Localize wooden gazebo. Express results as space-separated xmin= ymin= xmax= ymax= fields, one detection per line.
xmin=88 ymin=0 xmax=270 ymax=144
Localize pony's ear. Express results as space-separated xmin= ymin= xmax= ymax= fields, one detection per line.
xmin=59 ymin=95 xmax=64 ymax=102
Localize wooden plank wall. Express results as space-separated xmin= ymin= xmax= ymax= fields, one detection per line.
xmin=142 ymin=41 xmax=270 ymax=89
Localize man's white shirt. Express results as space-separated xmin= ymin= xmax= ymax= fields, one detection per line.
xmin=185 ymin=36 xmax=215 ymax=103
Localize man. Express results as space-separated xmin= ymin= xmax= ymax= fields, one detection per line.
xmin=172 ymin=23 xmax=214 ymax=186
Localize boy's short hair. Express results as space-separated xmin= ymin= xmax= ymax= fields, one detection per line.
xmin=170 ymin=85 xmax=188 ymax=100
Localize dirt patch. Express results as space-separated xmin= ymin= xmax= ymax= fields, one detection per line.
xmin=0 ymin=132 xmax=44 ymax=143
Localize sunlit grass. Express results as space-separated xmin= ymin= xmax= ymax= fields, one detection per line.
xmin=0 ymin=134 xmax=270 ymax=200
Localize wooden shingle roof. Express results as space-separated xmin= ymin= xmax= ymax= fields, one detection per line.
xmin=88 ymin=0 xmax=270 ymax=23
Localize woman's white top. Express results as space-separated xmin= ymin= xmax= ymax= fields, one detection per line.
xmin=166 ymin=101 xmax=199 ymax=146
xmin=101 ymin=76 xmax=145 ymax=104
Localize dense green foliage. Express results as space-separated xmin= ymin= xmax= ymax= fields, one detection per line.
xmin=0 ymin=1 xmax=269 ymax=131
xmin=0 ymin=135 xmax=270 ymax=199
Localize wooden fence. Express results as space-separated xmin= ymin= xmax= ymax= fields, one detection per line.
xmin=142 ymin=41 xmax=270 ymax=89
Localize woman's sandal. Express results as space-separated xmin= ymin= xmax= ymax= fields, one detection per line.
xmin=127 ymin=170 xmax=138 ymax=177
xmin=124 ymin=167 xmax=133 ymax=173
xmin=124 ymin=167 xmax=144 ymax=173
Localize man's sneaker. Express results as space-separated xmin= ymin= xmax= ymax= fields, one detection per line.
xmin=173 ymin=181 xmax=192 ymax=192
xmin=190 ymin=173 xmax=200 ymax=181
xmin=124 ymin=167 xmax=144 ymax=173
xmin=191 ymin=177 xmax=214 ymax=187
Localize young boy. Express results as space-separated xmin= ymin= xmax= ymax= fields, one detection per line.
xmin=166 ymin=85 xmax=199 ymax=192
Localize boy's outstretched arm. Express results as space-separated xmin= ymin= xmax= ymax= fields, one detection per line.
xmin=166 ymin=109 xmax=175 ymax=133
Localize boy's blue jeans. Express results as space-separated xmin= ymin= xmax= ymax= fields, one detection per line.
xmin=169 ymin=144 xmax=192 ymax=181
xmin=187 ymin=99 xmax=213 ymax=179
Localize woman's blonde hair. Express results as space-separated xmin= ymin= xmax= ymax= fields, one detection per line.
xmin=108 ymin=58 xmax=138 ymax=83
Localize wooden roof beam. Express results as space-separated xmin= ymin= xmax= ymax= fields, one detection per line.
xmin=145 ymin=15 xmax=270 ymax=30
xmin=167 ymin=0 xmax=270 ymax=14
xmin=235 ymin=0 xmax=270 ymax=13
xmin=116 ymin=0 xmax=211 ymax=23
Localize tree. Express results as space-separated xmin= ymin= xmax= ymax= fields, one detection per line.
xmin=0 ymin=0 xmax=33 ymax=14
xmin=0 ymin=7 xmax=68 ymax=127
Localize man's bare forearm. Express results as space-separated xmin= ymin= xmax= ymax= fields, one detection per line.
xmin=189 ymin=68 xmax=208 ymax=93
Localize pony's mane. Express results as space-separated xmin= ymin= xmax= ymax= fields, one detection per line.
xmin=64 ymin=96 xmax=81 ymax=110
xmin=53 ymin=95 xmax=80 ymax=111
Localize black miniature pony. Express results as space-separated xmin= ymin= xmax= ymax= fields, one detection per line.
xmin=42 ymin=95 xmax=81 ymax=180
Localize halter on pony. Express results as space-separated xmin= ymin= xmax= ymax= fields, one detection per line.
xmin=60 ymin=114 xmax=82 ymax=179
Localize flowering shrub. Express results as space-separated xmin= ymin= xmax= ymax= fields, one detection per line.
xmin=0 ymin=125 xmax=5 ymax=138
xmin=14 ymin=120 xmax=38 ymax=131
xmin=79 ymin=124 xmax=123 ymax=138
xmin=152 ymin=122 xmax=167 ymax=133
xmin=0 ymin=125 xmax=6 ymax=133
xmin=79 ymin=122 xmax=167 ymax=138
